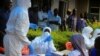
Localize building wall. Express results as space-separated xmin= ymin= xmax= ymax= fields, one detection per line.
xmin=51 ymin=0 xmax=59 ymax=11
xmin=51 ymin=0 xmax=77 ymax=18
xmin=76 ymin=0 xmax=89 ymax=16
xmin=68 ymin=0 xmax=76 ymax=11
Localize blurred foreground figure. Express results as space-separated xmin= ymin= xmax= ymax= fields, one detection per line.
xmin=82 ymin=26 xmax=94 ymax=49
xmin=3 ymin=0 xmax=31 ymax=56
xmin=90 ymin=36 xmax=100 ymax=56
xmin=68 ymin=34 xmax=88 ymax=56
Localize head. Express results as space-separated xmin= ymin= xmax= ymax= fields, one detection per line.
xmin=54 ymin=8 xmax=59 ymax=16
xmin=12 ymin=0 xmax=31 ymax=9
xmin=95 ymin=36 xmax=100 ymax=50
xmin=80 ymin=13 xmax=84 ymax=18
xmin=82 ymin=26 xmax=93 ymax=38
xmin=42 ymin=27 xmax=51 ymax=37
xmin=2 ymin=0 xmax=12 ymax=10
xmin=93 ymin=16 xmax=96 ymax=19
xmin=67 ymin=10 xmax=71 ymax=15
xmin=42 ymin=6 xmax=48 ymax=12
xmin=42 ymin=27 xmax=52 ymax=40
xmin=70 ymin=34 xmax=86 ymax=56
xmin=43 ymin=27 xmax=51 ymax=33
xmin=84 ymin=12 xmax=87 ymax=19
xmin=92 ymin=16 xmax=97 ymax=21
xmin=72 ymin=8 xmax=77 ymax=16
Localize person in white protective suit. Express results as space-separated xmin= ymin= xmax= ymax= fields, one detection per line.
xmin=82 ymin=26 xmax=94 ymax=49
xmin=92 ymin=29 xmax=100 ymax=44
xmin=29 ymin=27 xmax=56 ymax=56
xmin=3 ymin=0 xmax=31 ymax=56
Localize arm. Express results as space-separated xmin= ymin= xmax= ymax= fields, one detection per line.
xmin=49 ymin=40 xmax=56 ymax=52
xmin=84 ymin=37 xmax=94 ymax=49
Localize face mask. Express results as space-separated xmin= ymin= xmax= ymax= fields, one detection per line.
xmin=42 ymin=32 xmax=51 ymax=42
xmin=44 ymin=32 xmax=50 ymax=36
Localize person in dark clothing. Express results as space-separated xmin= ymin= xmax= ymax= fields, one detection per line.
xmin=90 ymin=36 xmax=100 ymax=56
xmin=29 ymin=5 xmax=39 ymax=25
xmin=61 ymin=10 xmax=71 ymax=31
xmin=0 ymin=0 xmax=12 ymax=48
xmin=66 ymin=10 xmax=71 ymax=31
xmin=28 ymin=5 xmax=39 ymax=30
xmin=69 ymin=9 xmax=77 ymax=32
xmin=91 ymin=16 xmax=97 ymax=24
xmin=76 ymin=13 xmax=87 ymax=32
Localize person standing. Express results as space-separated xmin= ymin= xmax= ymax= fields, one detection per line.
xmin=38 ymin=6 xmax=48 ymax=29
xmin=49 ymin=8 xmax=61 ymax=31
xmin=70 ymin=9 xmax=77 ymax=32
xmin=76 ymin=13 xmax=87 ymax=32
xmin=66 ymin=10 xmax=71 ymax=31
xmin=3 ymin=0 xmax=31 ymax=56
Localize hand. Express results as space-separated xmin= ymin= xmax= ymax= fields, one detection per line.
xmin=28 ymin=45 xmax=34 ymax=54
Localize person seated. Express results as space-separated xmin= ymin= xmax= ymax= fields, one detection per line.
xmin=29 ymin=27 xmax=56 ymax=56
xmin=48 ymin=8 xmax=61 ymax=31
xmin=67 ymin=34 xmax=88 ymax=56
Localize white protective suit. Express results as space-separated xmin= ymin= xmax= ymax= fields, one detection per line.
xmin=92 ymin=29 xmax=100 ymax=42
xmin=82 ymin=26 xmax=94 ymax=49
xmin=3 ymin=0 xmax=31 ymax=56
xmin=30 ymin=27 xmax=56 ymax=56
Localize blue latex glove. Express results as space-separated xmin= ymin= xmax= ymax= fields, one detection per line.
xmin=45 ymin=51 xmax=53 ymax=56
xmin=28 ymin=45 xmax=34 ymax=54
xmin=44 ymin=36 xmax=52 ymax=42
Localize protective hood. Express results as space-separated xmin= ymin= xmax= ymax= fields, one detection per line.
xmin=92 ymin=29 xmax=100 ymax=39
xmin=12 ymin=0 xmax=31 ymax=9
xmin=82 ymin=26 xmax=93 ymax=38
xmin=43 ymin=27 xmax=51 ymax=33
xmin=41 ymin=27 xmax=52 ymax=41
